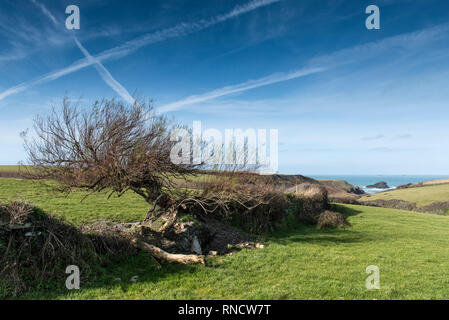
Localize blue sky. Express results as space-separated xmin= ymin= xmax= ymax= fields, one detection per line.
xmin=1 ymin=0 xmax=449 ymax=175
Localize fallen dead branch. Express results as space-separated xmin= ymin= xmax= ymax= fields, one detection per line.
xmin=131 ymin=238 xmax=205 ymax=265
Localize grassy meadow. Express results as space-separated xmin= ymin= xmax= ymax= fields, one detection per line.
xmin=0 ymin=166 xmax=19 ymax=174
xmin=2 ymin=177 xmax=449 ymax=299
xmin=360 ymin=183 xmax=449 ymax=206
xmin=0 ymin=178 xmax=148 ymax=226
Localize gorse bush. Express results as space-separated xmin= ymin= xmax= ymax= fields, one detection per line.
xmin=230 ymin=192 xmax=291 ymax=234
xmin=285 ymin=183 xmax=329 ymax=224
xmin=317 ymin=211 xmax=351 ymax=229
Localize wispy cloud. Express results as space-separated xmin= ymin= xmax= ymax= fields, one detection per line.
xmin=394 ymin=133 xmax=413 ymax=140
xmin=0 ymin=0 xmax=83 ymax=67
xmin=362 ymin=134 xmax=413 ymax=141
xmin=0 ymin=0 xmax=280 ymax=101
xmin=30 ymin=0 xmax=58 ymax=25
xmin=362 ymin=134 xmax=385 ymax=141
xmin=157 ymin=23 xmax=449 ymax=113
xmin=307 ymin=23 xmax=449 ymax=68
xmin=369 ymin=147 xmax=397 ymax=153
xmin=156 ymin=67 xmax=327 ymax=113
xmin=96 ymin=0 xmax=281 ymax=61
xmin=74 ymin=38 xmax=135 ymax=105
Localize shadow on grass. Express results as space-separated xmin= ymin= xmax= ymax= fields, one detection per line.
xmin=267 ymin=204 xmax=385 ymax=246
xmin=20 ymin=252 xmax=204 ymax=299
xmin=331 ymin=203 xmax=363 ymax=218
xmin=7 ymin=206 xmax=200 ymax=300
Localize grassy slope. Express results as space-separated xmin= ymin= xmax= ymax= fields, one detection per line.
xmin=423 ymin=178 xmax=449 ymax=186
xmin=360 ymin=183 xmax=449 ymax=206
xmin=19 ymin=204 xmax=449 ymax=300
xmin=0 ymin=178 xmax=148 ymax=225
xmin=2 ymin=178 xmax=449 ymax=299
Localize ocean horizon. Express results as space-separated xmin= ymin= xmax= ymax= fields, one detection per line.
xmin=309 ymin=175 xmax=449 ymax=194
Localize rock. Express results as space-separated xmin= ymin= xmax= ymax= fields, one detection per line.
xmin=208 ymin=250 xmax=218 ymax=256
xmin=130 ymin=275 xmax=139 ymax=282
xmin=191 ymin=236 xmax=202 ymax=255
xmin=256 ymin=243 xmax=264 ymax=249
xmin=350 ymin=186 xmax=365 ymax=195
xmin=366 ymin=181 xmax=389 ymax=189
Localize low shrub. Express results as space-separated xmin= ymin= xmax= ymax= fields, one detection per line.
xmin=0 ymin=201 xmax=135 ymax=297
xmin=317 ymin=211 xmax=351 ymax=229
xmin=285 ymin=183 xmax=329 ymax=224
xmin=416 ymin=202 xmax=449 ymax=215
xmin=231 ymin=192 xmax=291 ymax=233
xmin=361 ymin=199 xmax=417 ymax=211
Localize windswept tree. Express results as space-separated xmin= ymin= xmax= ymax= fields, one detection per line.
xmin=21 ymin=97 xmax=280 ymax=264
xmin=22 ymin=97 xmax=197 ymax=218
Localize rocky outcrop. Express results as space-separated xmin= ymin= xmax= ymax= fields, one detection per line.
xmin=397 ymin=183 xmax=412 ymax=190
xmin=366 ymin=181 xmax=389 ymax=189
xmin=318 ymin=180 xmax=365 ymax=195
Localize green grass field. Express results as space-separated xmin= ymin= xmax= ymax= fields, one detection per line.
xmin=360 ymin=183 xmax=449 ymax=206
xmin=2 ymin=177 xmax=449 ymax=299
xmin=0 ymin=166 xmax=19 ymax=173
xmin=0 ymin=178 xmax=148 ymax=225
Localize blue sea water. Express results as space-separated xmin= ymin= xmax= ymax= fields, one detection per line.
xmin=309 ymin=175 xmax=449 ymax=194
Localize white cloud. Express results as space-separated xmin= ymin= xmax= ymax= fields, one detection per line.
xmin=362 ymin=134 xmax=385 ymax=141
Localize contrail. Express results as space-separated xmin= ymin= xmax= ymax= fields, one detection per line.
xmin=74 ymin=38 xmax=135 ymax=105
xmin=156 ymin=67 xmax=328 ymax=114
xmin=0 ymin=0 xmax=281 ymax=101
xmin=156 ymin=23 xmax=449 ymax=113
xmin=30 ymin=0 xmax=58 ymax=25
xmin=28 ymin=1 xmax=134 ymax=104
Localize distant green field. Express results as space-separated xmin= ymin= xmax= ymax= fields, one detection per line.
xmin=360 ymin=183 xmax=449 ymax=206
xmin=0 ymin=166 xmax=19 ymax=173
xmin=0 ymin=178 xmax=148 ymax=225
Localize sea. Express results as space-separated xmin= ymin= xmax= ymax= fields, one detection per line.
xmin=309 ymin=175 xmax=449 ymax=194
